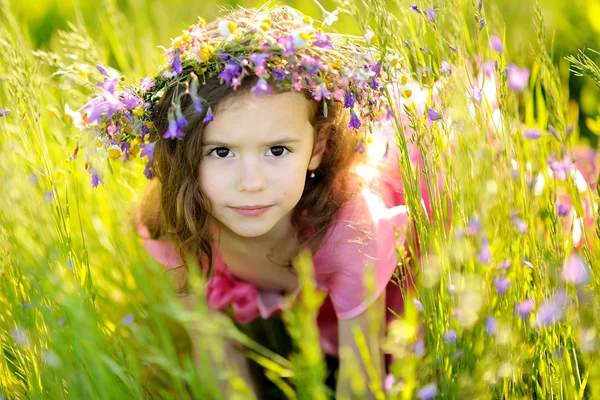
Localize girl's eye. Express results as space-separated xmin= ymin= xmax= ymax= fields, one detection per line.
xmin=211 ymin=147 xmax=231 ymax=158
xmin=267 ymin=146 xmax=291 ymax=157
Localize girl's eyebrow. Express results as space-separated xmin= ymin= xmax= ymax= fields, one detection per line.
xmin=201 ymin=138 xmax=302 ymax=147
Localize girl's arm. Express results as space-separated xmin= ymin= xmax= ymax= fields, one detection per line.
xmin=336 ymin=291 xmax=386 ymax=400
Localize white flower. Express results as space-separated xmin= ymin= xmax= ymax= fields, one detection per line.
xmin=385 ymin=54 xmax=403 ymax=69
xmin=364 ymin=29 xmax=376 ymax=46
xmin=292 ymin=29 xmax=311 ymax=49
xmin=64 ymin=104 xmax=83 ymax=128
xmin=218 ymin=20 xmax=237 ymax=39
xmin=301 ymin=15 xmax=315 ymax=33
xmin=322 ymin=9 xmax=339 ymax=26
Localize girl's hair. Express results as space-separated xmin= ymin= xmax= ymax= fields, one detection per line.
xmin=135 ymin=6 xmax=369 ymax=292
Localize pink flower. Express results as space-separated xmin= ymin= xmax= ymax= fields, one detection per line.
xmin=206 ymin=270 xmax=260 ymax=323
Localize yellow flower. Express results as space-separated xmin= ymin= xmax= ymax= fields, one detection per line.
xmin=132 ymin=108 xmax=144 ymax=117
xmin=107 ymin=144 xmax=122 ymax=160
xmin=130 ymin=143 xmax=140 ymax=156
xmin=292 ymin=30 xmax=312 ymax=49
xmin=259 ymin=22 xmax=270 ymax=32
xmin=100 ymin=122 xmax=107 ymax=130
xmin=145 ymin=122 xmax=153 ymax=129
xmin=198 ymin=17 xmax=206 ymax=27
xmin=55 ymin=170 xmax=67 ymax=182
xmin=198 ymin=46 xmax=212 ymax=62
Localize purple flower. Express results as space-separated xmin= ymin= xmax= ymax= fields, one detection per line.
xmin=467 ymin=217 xmax=480 ymax=235
xmin=524 ymin=128 xmax=541 ymax=140
xmin=413 ymin=297 xmax=424 ymax=312
xmin=121 ymin=314 xmax=134 ymax=325
xmin=562 ymin=254 xmax=590 ymax=285
xmin=272 ymin=68 xmax=287 ymax=81
xmin=479 ymin=239 xmax=491 ymax=264
xmin=29 ymin=173 xmax=38 ymax=184
xmin=250 ymin=53 xmax=269 ymax=68
xmin=171 ymin=55 xmax=182 ymax=75
xmin=409 ymin=5 xmax=421 ymax=12
xmin=0 ymin=108 xmax=9 ymax=117
xmin=426 ymin=108 xmax=442 ymax=121
xmin=96 ymin=64 xmax=109 ymax=76
xmin=426 ymin=7 xmax=437 ymax=22
xmin=472 ymin=84 xmax=483 ymax=104
xmin=313 ymin=31 xmax=334 ymax=49
xmin=140 ymin=143 xmax=155 ymax=162
xmin=515 ymin=299 xmax=535 ymax=319
xmin=96 ymin=77 xmax=118 ymax=94
xmin=490 ymin=35 xmax=503 ymax=53
xmin=416 ymin=383 xmax=438 ymax=400
xmin=549 ymin=156 xmax=573 ymax=180
xmin=485 ymin=316 xmax=497 ymax=336
xmin=218 ymin=63 xmax=242 ymax=85
xmin=143 ymin=160 xmax=153 ymax=179
xmin=507 ymin=64 xmax=530 ymax=92
xmin=548 ymin=124 xmax=560 ymax=141
xmin=175 ymin=106 xmax=188 ymax=129
xmin=357 ymin=141 xmax=365 ymax=154
xmin=163 ymin=119 xmax=185 ymax=140
xmin=121 ymin=89 xmax=142 ymax=109
xmin=413 ymin=340 xmax=425 ymax=357
xmin=90 ymin=168 xmax=104 ymax=188
xmin=479 ymin=19 xmax=486 ymax=29
xmin=349 ymin=110 xmax=362 ymax=130
xmin=278 ymin=35 xmax=296 ymax=56
xmin=494 ymin=276 xmax=511 ymax=294
xmin=383 ymin=373 xmax=396 ymax=392
xmin=478 ymin=0 xmax=483 ymax=10
xmin=140 ymin=77 xmax=155 ymax=91
xmin=251 ymin=78 xmax=271 ymax=96
xmin=443 ymin=329 xmax=458 ymax=344
xmin=440 ymin=59 xmax=451 ymax=75
xmin=557 ymin=203 xmax=570 ymax=217
xmin=203 ymin=107 xmax=214 ymax=123
xmin=344 ymin=91 xmax=356 ymax=108
xmin=535 ymin=289 xmax=570 ymax=329
xmin=498 ymin=259 xmax=511 ymax=270
xmin=312 ymin=82 xmax=331 ymax=101
xmin=510 ymin=213 xmax=528 ymax=234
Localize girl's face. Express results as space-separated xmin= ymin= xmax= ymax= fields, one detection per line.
xmin=199 ymin=91 xmax=325 ymax=243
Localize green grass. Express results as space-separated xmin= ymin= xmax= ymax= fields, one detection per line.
xmin=2 ymin=0 xmax=600 ymax=398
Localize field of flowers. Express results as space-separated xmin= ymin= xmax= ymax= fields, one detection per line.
xmin=3 ymin=0 xmax=600 ymax=398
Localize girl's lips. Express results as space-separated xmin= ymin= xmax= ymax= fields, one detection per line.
xmin=230 ymin=206 xmax=272 ymax=216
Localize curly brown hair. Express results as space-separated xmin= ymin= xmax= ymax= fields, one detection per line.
xmin=134 ymin=6 xmax=371 ymax=292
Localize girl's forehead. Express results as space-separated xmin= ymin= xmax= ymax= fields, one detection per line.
xmin=203 ymin=92 xmax=313 ymax=143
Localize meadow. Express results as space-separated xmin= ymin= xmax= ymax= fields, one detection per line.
xmin=3 ymin=0 xmax=600 ymax=398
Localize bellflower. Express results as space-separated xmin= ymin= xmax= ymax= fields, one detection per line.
xmin=515 ymin=299 xmax=535 ymax=319
xmin=426 ymin=108 xmax=442 ymax=121
xmin=507 ymin=64 xmax=530 ymax=92
xmin=534 ymin=289 xmax=570 ymax=329
xmin=426 ymin=7 xmax=437 ymax=22
xmin=219 ymin=63 xmax=242 ymax=85
xmin=0 ymin=108 xmax=10 ymax=117
xmin=490 ymin=35 xmax=503 ymax=53
xmin=349 ymin=110 xmax=362 ymax=130
xmin=251 ymin=78 xmax=272 ymax=96
xmin=562 ymin=254 xmax=591 ymax=285
xmin=494 ymin=276 xmax=511 ymax=294
xmin=203 ymin=107 xmax=214 ymax=123
xmin=163 ymin=118 xmax=185 ymax=140
xmin=440 ymin=59 xmax=452 ymax=75
xmin=416 ymin=383 xmax=437 ymax=400
xmin=485 ymin=316 xmax=497 ymax=336
xmin=139 ymin=143 xmax=155 ymax=162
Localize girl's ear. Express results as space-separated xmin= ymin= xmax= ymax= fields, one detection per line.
xmin=308 ymin=138 xmax=327 ymax=170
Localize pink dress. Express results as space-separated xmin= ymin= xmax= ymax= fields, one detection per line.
xmin=136 ymin=121 xmax=438 ymax=359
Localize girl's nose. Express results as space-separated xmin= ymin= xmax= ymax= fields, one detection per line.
xmin=235 ymin=158 xmax=267 ymax=192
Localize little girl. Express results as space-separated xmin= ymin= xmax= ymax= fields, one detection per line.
xmin=81 ymin=4 xmax=437 ymax=398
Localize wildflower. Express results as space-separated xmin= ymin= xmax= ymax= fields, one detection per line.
xmin=467 ymin=216 xmax=480 ymax=235
xmin=479 ymin=19 xmax=486 ymax=28
xmin=312 ymin=82 xmax=330 ymax=101
xmin=321 ymin=8 xmax=339 ymax=26
xmin=478 ymin=0 xmax=483 ymax=10
xmin=218 ymin=62 xmax=242 ymax=85
xmin=89 ymin=168 xmax=104 ymax=188
xmin=344 ymin=91 xmax=356 ymax=108
xmin=426 ymin=7 xmax=437 ymax=22
xmin=417 ymin=383 xmax=438 ymax=400
xmin=143 ymin=161 xmax=153 ymax=179
xmin=549 ymin=156 xmax=573 ymax=181
xmin=534 ymin=289 xmax=570 ymax=329
xmin=426 ymin=108 xmax=442 ymax=121
xmin=524 ymin=128 xmax=541 ymax=139
xmin=485 ymin=316 xmax=497 ymax=336
xmin=357 ymin=141 xmax=365 ymax=154
xmin=413 ymin=340 xmax=425 ymax=357
xmin=562 ymin=253 xmax=590 ymax=285
xmin=498 ymin=259 xmax=511 ymax=270
xmin=171 ymin=55 xmax=183 ymax=76
xmin=139 ymin=143 xmax=155 ymax=162
xmin=548 ymin=124 xmax=560 ymax=140
xmin=490 ymin=35 xmax=503 ymax=53
xmin=557 ymin=203 xmax=570 ymax=217
xmin=175 ymin=106 xmax=188 ymax=129
xmin=218 ymin=20 xmax=237 ymax=39
xmin=364 ymin=29 xmax=376 ymax=46
xmin=292 ymin=29 xmax=312 ymax=49
xmin=413 ymin=297 xmax=424 ymax=312
xmin=203 ymin=107 xmax=214 ymax=123
xmin=107 ymin=144 xmax=122 ymax=160
xmin=510 ymin=213 xmax=528 ymax=234
xmin=439 ymin=59 xmax=451 ymax=75
xmin=443 ymin=329 xmax=458 ymax=344
xmin=494 ymin=276 xmax=511 ymax=294
xmin=409 ymin=5 xmax=421 ymax=12
xmin=313 ymin=31 xmax=333 ymax=49
xmin=349 ymin=110 xmax=362 ymax=130
xmin=0 ymin=108 xmax=9 ymax=117
xmin=64 ymin=104 xmax=83 ymax=128
xmin=139 ymin=77 xmax=155 ymax=91
xmin=383 ymin=373 xmax=396 ymax=392
xmin=479 ymin=239 xmax=491 ymax=264
xmin=472 ymin=84 xmax=483 ymax=104
xmin=163 ymin=118 xmax=185 ymax=140
xmin=96 ymin=64 xmax=109 ymax=76
xmin=507 ymin=64 xmax=530 ymax=92
xmin=515 ymin=299 xmax=535 ymax=319
xmin=120 ymin=314 xmax=134 ymax=325
xmin=301 ymin=15 xmax=315 ymax=32
xmin=384 ymin=54 xmax=402 ymax=69
xmin=251 ymin=78 xmax=272 ymax=96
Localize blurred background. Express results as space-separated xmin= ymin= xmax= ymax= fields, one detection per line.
xmin=7 ymin=0 xmax=600 ymax=142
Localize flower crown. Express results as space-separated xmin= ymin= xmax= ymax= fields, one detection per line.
xmin=75 ymin=5 xmax=396 ymax=187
